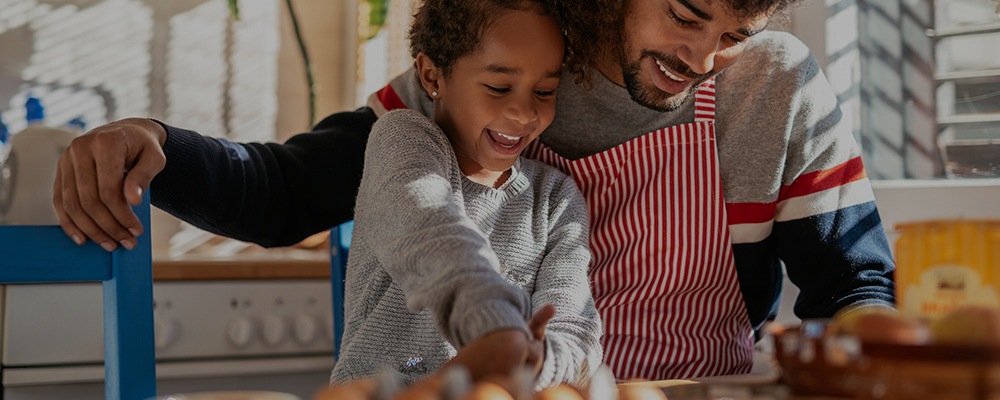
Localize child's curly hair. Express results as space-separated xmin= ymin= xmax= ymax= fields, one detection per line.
xmin=409 ymin=0 xmax=577 ymax=77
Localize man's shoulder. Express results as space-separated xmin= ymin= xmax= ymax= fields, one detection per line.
xmin=731 ymin=31 xmax=815 ymax=79
xmin=718 ymin=31 xmax=820 ymax=99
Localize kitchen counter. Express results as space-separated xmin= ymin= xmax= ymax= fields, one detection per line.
xmin=152 ymin=251 xmax=330 ymax=281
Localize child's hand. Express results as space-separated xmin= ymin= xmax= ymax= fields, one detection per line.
xmin=444 ymin=328 xmax=531 ymax=381
xmin=527 ymin=304 xmax=556 ymax=375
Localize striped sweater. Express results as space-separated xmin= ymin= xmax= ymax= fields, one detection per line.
xmin=368 ymin=31 xmax=896 ymax=336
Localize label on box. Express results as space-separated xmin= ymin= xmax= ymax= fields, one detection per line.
xmin=902 ymin=264 xmax=999 ymax=319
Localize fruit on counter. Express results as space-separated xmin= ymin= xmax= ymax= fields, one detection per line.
xmin=534 ymin=384 xmax=584 ymax=400
xmin=930 ymin=305 xmax=1000 ymax=347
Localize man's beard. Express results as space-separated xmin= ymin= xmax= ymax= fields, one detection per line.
xmin=620 ymin=50 xmax=712 ymax=112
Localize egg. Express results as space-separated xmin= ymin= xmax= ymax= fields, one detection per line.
xmin=461 ymin=382 xmax=515 ymax=400
xmin=931 ymin=305 xmax=1000 ymax=347
xmin=616 ymin=382 xmax=667 ymax=400
xmin=851 ymin=311 xmax=930 ymax=345
xmin=312 ymin=379 xmax=375 ymax=400
xmin=534 ymin=384 xmax=584 ymax=400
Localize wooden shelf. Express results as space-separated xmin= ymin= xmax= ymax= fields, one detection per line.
xmin=152 ymin=256 xmax=330 ymax=281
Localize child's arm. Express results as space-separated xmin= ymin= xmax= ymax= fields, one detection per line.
xmin=355 ymin=109 xmax=532 ymax=347
xmin=530 ymin=174 xmax=604 ymax=388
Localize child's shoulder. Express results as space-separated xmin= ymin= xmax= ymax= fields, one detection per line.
xmin=378 ymin=108 xmax=434 ymax=126
xmin=367 ymin=109 xmax=453 ymax=160
xmin=372 ymin=109 xmax=444 ymax=139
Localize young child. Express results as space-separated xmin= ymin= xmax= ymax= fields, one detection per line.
xmin=331 ymin=0 xmax=602 ymax=389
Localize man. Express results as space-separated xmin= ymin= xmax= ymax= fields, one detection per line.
xmin=54 ymin=0 xmax=894 ymax=381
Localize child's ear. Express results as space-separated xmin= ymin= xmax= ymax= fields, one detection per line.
xmin=415 ymin=52 xmax=442 ymax=100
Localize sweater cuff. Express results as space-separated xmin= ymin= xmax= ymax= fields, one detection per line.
xmin=453 ymin=297 xmax=530 ymax=347
xmin=148 ymin=121 xmax=214 ymax=209
xmin=156 ymin=121 xmax=204 ymax=165
xmin=536 ymin=336 xmax=556 ymax=389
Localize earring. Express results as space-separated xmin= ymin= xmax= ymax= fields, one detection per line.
xmin=431 ymin=91 xmax=438 ymax=98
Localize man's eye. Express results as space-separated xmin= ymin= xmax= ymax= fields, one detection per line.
xmin=727 ymin=34 xmax=747 ymax=44
xmin=485 ymin=85 xmax=510 ymax=94
xmin=668 ymin=10 xmax=696 ymax=27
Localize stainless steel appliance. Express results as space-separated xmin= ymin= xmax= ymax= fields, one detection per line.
xmin=0 ymin=280 xmax=336 ymax=400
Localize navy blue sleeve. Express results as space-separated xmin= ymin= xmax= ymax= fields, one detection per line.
xmin=150 ymin=107 xmax=376 ymax=247
xmin=776 ymin=201 xmax=896 ymax=319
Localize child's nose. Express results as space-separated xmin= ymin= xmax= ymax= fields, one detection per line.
xmin=506 ymin=95 xmax=539 ymax=128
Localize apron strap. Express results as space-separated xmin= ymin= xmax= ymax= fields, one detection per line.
xmin=694 ymin=78 xmax=716 ymax=123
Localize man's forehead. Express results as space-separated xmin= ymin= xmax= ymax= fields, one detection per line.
xmin=683 ymin=0 xmax=781 ymax=21
xmin=674 ymin=0 xmax=774 ymax=32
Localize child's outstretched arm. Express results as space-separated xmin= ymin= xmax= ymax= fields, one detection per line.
xmin=530 ymin=174 xmax=604 ymax=388
xmin=355 ymin=109 xmax=532 ymax=347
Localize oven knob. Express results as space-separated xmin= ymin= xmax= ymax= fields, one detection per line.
xmin=154 ymin=317 xmax=178 ymax=350
xmin=226 ymin=316 xmax=256 ymax=348
xmin=293 ymin=314 xmax=317 ymax=344
xmin=324 ymin=315 xmax=335 ymax=343
xmin=261 ymin=314 xmax=287 ymax=346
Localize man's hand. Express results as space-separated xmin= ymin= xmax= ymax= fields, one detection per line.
xmin=53 ymin=118 xmax=167 ymax=252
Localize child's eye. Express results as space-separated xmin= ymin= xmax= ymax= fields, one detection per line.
xmin=485 ymin=84 xmax=510 ymax=94
xmin=535 ymin=89 xmax=556 ymax=97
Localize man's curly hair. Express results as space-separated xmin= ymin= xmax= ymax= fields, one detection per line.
xmin=409 ymin=0 xmax=576 ymax=76
xmin=553 ymin=0 xmax=803 ymax=84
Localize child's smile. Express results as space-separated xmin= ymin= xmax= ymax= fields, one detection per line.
xmin=421 ymin=8 xmax=565 ymax=188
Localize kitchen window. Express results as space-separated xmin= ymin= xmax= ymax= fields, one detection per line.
xmin=791 ymin=0 xmax=1000 ymax=180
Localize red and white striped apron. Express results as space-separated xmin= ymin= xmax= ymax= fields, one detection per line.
xmin=525 ymin=79 xmax=754 ymax=380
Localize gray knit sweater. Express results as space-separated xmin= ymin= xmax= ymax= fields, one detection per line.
xmin=330 ymin=109 xmax=603 ymax=387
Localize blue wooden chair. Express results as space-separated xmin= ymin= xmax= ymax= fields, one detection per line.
xmin=0 ymin=194 xmax=156 ymax=400
xmin=328 ymin=220 xmax=353 ymax=360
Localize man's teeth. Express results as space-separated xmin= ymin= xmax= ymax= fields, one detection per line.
xmin=655 ymin=60 xmax=685 ymax=82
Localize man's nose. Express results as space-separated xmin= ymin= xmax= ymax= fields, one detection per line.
xmin=681 ymin=38 xmax=720 ymax=75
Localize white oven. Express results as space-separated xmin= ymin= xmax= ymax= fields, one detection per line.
xmin=0 ymin=280 xmax=336 ymax=400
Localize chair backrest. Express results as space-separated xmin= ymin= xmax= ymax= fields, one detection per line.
xmin=0 ymin=194 xmax=156 ymax=400
xmin=328 ymin=221 xmax=353 ymax=360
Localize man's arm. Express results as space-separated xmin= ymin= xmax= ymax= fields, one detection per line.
xmin=55 ymin=107 xmax=376 ymax=250
xmin=151 ymin=107 xmax=376 ymax=247
xmin=769 ymin=40 xmax=896 ymax=318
